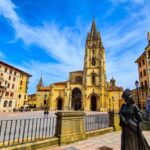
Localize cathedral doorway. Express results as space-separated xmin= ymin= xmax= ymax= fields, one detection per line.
xmin=72 ymin=88 xmax=82 ymax=110
xmin=91 ymin=95 xmax=97 ymax=111
xmin=57 ymin=98 xmax=63 ymax=110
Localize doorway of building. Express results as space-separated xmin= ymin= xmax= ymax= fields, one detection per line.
xmin=91 ymin=95 xmax=97 ymax=111
xmin=72 ymin=88 xmax=82 ymax=110
xmin=57 ymin=98 xmax=63 ymax=110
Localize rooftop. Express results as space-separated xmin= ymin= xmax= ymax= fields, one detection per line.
xmin=0 ymin=61 xmax=32 ymax=77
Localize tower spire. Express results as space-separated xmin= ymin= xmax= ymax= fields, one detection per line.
xmin=90 ymin=17 xmax=97 ymax=34
xmin=38 ymin=76 xmax=44 ymax=87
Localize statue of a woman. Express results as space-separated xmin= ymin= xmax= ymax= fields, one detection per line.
xmin=119 ymin=89 xmax=150 ymax=150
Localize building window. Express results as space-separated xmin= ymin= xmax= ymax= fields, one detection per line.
xmin=14 ymin=72 xmax=16 ymax=76
xmin=142 ymin=59 xmax=145 ymax=65
xmin=139 ymin=62 xmax=141 ymax=67
xmin=10 ymin=70 xmax=12 ymax=74
xmin=9 ymin=76 xmax=11 ymax=80
xmin=5 ymin=92 xmax=9 ymax=96
xmin=92 ymin=73 xmax=96 ymax=85
xmin=20 ymin=81 xmax=22 ymax=85
xmin=3 ymin=100 xmax=8 ymax=107
xmin=148 ymin=51 xmax=150 ymax=58
xmin=13 ymin=77 xmax=15 ymax=81
xmin=92 ymin=57 xmax=96 ymax=66
xmin=12 ymin=84 xmax=15 ymax=89
xmin=20 ymin=87 xmax=22 ymax=90
xmin=1 ymin=73 xmax=3 ymax=76
xmin=140 ymin=72 xmax=142 ymax=78
xmin=10 ymin=92 xmax=14 ymax=97
xmin=8 ymin=101 xmax=12 ymax=107
xmin=5 ymin=68 xmax=7 ymax=72
xmin=143 ymin=69 xmax=146 ymax=76
xmin=7 ymin=83 xmax=10 ymax=88
xmin=141 ymin=82 xmax=143 ymax=89
xmin=24 ymin=95 xmax=26 ymax=99
xmin=18 ymin=94 xmax=21 ymax=99
xmin=145 ymin=80 xmax=148 ymax=89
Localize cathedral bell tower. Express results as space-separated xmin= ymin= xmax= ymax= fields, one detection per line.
xmin=82 ymin=19 xmax=107 ymax=111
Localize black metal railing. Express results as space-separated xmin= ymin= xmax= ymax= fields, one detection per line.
xmin=0 ymin=117 xmax=57 ymax=148
xmin=85 ymin=113 xmax=109 ymax=132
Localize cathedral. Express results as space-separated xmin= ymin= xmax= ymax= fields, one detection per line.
xmin=30 ymin=19 xmax=123 ymax=112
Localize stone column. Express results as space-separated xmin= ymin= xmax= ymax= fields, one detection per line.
xmin=109 ymin=111 xmax=121 ymax=131
xmin=55 ymin=111 xmax=86 ymax=145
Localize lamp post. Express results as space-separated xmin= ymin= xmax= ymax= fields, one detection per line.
xmin=135 ymin=80 xmax=140 ymax=110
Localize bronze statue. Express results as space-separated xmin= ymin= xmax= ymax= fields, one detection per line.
xmin=119 ymin=89 xmax=150 ymax=150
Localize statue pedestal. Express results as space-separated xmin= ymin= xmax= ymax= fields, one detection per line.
xmin=109 ymin=111 xmax=121 ymax=131
xmin=55 ymin=111 xmax=86 ymax=145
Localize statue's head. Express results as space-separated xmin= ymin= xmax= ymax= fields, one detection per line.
xmin=122 ymin=89 xmax=134 ymax=104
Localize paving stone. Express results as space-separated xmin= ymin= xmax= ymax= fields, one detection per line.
xmin=47 ymin=131 xmax=150 ymax=150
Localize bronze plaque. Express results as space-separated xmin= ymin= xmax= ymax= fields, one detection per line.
xmin=98 ymin=146 xmax=113 ymax=150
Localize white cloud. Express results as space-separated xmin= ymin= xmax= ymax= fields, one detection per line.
xmin=0 ymin=0 xmax=87 ymax=93
xmin=0 ymin=0 xmax=150 ymax=93
xmin=109 ymin=0 xmax=146 ymax=4
xmin=0 ymin=0 xmax=86 ymax=67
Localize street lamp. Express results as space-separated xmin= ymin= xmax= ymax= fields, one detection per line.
xmin=135 ymin=80 xmax=140 ymax=110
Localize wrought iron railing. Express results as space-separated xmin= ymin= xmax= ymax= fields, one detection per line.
xmin=85 ymin=113 xmax=109 ymax=132
xmin=0 ymin=117 xmax=57 ymax=148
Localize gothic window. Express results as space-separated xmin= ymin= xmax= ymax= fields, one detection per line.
xmin=92 ymin=49 xmax=95 ymax=54
xmin=92 ymin=73 xmax=96 ymax=85
xmin=92 ymin=57 xmax=96 ymax=66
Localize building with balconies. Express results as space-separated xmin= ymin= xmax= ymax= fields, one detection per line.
xmin=0 ymin=61 xmax=32 ymax=112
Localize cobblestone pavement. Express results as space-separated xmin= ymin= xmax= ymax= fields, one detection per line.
xmin=47 ymin=131 xmax=150 ymax=150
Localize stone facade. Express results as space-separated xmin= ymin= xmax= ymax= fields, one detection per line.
xmin=33 ymin=19 xmax=123 ymax=112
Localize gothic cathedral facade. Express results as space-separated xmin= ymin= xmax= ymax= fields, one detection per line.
xmin=34 ymin=19 xmax=123 ymax=112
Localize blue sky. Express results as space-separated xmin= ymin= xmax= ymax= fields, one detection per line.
xmin=0 ymin=0 xmax=150 ymax=94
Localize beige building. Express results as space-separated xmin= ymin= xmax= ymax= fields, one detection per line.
xmin=0 ymin=61 xmax=32 ymax=112
xmin=134 ymin=32 xmax=150 ymax=109
xmin=32 ymin=20 xmax=123 ymax=112
xmin=27 ymin=77 xmax=49 ymax=109
xmin=145 ymin=32 xmax=150 ymax=96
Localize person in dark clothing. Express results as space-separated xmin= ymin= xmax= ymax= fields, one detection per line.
xmin=119 ymin=89 xmax=150 ymax=150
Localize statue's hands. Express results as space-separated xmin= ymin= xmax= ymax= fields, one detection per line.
xmin=120 ymin=113 xmax=128 ymax=125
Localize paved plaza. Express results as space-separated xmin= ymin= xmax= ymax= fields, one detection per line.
xmin=47 ymin=131 xmax=150 ymax=150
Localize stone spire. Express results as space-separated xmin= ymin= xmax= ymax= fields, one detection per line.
xmin=90 ymin=17 xmax=97 ymax=34
xmin=37 ymin=76 xmax=44 ymax=87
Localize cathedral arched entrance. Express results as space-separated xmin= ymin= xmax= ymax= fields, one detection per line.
xmin=91 ymin=95 xmax=97 ymax=111
xmin=57 ymin=98 xmax=63 ymax=110
xmin=72 ymin=88 xmax=82 ymax=110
